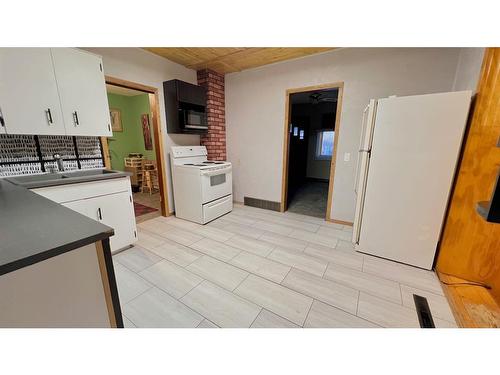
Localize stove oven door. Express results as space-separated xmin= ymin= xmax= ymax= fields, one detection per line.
xmin=200 ymin=166 xmax=232 ymax=203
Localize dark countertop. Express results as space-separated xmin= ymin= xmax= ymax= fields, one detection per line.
xmin=0 ymin=179 xmax=114 ymax=276
xmin=6 ymin=169 xmax=131 ymax=189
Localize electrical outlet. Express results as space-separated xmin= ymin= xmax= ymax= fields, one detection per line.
xmin=343 ymin=152 xmax=351 ymax=162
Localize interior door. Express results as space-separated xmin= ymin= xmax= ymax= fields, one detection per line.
xmin=0 ymin=48 xmax=66 ymax=135
xmin=51 ymin=48 xmax=112 ymax=137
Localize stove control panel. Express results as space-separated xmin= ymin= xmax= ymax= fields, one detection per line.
xmin=171 ymin=146 xmax=207 ymax=158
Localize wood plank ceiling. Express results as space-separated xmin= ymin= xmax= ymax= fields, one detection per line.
xmin=143 ymin=47 xmax=335 ymax=74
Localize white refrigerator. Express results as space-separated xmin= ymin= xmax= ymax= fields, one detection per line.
xmin=352 ymin=91 xmax=472 ymax=270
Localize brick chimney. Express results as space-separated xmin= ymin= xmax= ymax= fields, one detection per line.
xmin=197 ymin=69 xmax=226 ymax=161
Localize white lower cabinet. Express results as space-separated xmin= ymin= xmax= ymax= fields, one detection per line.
xmin=34 ymin=177 xmax=137 ymax=253
xmin=84 ymin=192 xmax=137 ymax=251
xmin=62 ymin=199 xmax=91 ymax=216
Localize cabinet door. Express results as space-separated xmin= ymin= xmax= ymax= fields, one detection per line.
xmin=0 ymin=48 xmax=66 ymax=135
xmin=62 ymin=199 xmax=91 ymax=217
xmin=94 ymin=191 xmax=137 ymax=252
xmin=51 ymin=48 xmax=112 ymax=137
xmin=63 ymin=191 xmax=136 ymax=252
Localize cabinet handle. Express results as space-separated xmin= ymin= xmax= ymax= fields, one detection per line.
xmin=97 ymin=207 xmax=103 ymax=220
xmin=45 ymin=108 xmax=53 ymax=125
xmin=73 ymin=111 xmax=80 ymax=126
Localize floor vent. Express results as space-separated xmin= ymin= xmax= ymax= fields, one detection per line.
xmin=413 ymin=294 xmax=435 ymax=328
xmin=244 ymin=197 xmax=281 ymax=212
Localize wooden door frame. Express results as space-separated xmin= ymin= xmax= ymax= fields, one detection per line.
xmin=102 ymin=75 xmax=170 ymax=217
xmin=280 ymin=82 xmax=345 ymax=223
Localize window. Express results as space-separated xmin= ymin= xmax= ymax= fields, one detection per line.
xmin=293 ymin=127 xmax=298 ymax=136
xmin=315 ymin=130 xmax=334 ymax=160
xmin=299 ymin=130 xmax=304 ymax=140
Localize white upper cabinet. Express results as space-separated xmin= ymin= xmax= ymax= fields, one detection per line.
xmin=51 ymin=48 xmax=112 ymax=136
xmin=0 ymin=48 xmax=66 ymax=135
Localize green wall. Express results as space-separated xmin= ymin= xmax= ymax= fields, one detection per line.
xmin=107 ymin=92 xmax=155 ymax=171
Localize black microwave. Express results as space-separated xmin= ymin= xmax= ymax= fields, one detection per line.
xmin=179 ymin=104 xmax=208 ymax=131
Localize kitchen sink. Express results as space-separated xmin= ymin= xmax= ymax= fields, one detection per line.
xmin=61 ymin=169 xmax=118 ymax=178
xmin=7 ymin=169 xmax=121 ymax=187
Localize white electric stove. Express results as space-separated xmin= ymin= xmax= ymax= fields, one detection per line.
xmin=170 ymin=146 xmax=233 ymax=224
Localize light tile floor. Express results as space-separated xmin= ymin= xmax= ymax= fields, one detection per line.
xmin=113 ymin=203 xmax=457 ymax=328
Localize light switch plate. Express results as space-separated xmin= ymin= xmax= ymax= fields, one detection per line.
xmin=343 ymin=152 xmax=351 ymax=162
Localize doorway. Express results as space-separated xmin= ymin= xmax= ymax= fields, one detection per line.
xmin=281 ymin=83 xmax=343 ymax=220
xmin=102 ymin=76 xmax=170 ymax=223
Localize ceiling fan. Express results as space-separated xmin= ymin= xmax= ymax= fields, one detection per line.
xmin=309 ymin=92 xmax=337 ymax=104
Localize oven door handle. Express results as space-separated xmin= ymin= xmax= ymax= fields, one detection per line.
xmin=200 ymin=166 xmax=232 ymax=176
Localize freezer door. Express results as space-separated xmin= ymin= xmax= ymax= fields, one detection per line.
xmin=360 ymin=100 xmax=377 ymax=153
xmin=352 ymin=100 xmax=377 ymax=244
xmin=357 ymin=91 xmax=471 ymax=269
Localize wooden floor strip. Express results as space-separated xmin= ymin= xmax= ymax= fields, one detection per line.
xmin=437 ymin=271 xmax=500 ymax=328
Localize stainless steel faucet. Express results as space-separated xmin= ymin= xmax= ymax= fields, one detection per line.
xmin=53 ymin=153 xmax=64 ymax=172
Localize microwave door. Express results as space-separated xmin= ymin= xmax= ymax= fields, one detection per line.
xmin=184 ymin=110 xmax=207 ymax=130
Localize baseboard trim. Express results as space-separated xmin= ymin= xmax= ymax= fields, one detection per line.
xmin=244 ymin=196 xmax=281 ymax=212
xmin=328 ymin=218 xmax=354 ymax=226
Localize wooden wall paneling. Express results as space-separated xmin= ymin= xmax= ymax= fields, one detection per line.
xmin=436 ymin=48 xmax=500 ymax=306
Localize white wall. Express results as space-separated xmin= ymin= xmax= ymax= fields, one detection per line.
xmin=452 ymin=48 xmax=485 ymax=92
xmin=83 ymin=48 xmax=199 ymax=213
xmin=226 ymin=48 xmax=462 ymax=222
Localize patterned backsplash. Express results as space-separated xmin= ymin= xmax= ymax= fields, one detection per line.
xmin=0 ymin=134 xmax=104 ymax=177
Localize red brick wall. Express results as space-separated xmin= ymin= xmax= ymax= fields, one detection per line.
xmin=197 ymin=69 xmax=226 ymax=161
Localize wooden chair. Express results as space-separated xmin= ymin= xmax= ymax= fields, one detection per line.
xmin=141 ymin=160 xmax=159 ymax=195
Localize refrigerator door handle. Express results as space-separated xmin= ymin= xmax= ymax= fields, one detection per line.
xmin=354 ymin=156 xmax=360 ymax=194
xmin=354 ymin=107 xmax=371 ymax=193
